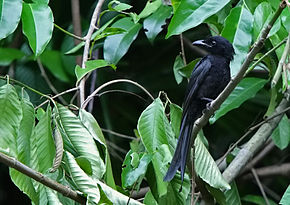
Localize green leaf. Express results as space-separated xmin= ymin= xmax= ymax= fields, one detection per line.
xmin=32 ymin=106 xmax=55 ymax=173
xmin=38 ymin=184 xmax=62 ymax=205
xmin=178 ymin=58 xmax=201 ymax=79
xmin=144 ymin=190 xmax=158 ymax=205
xmin=22 ymin=2 xmax=54 ymax=56
xmin=169 ymin=103 xmax=182 ymax=138
xmin=173 ymin=55 xmax=185 ymax=84
xmin=206 ymin=185 xmax=226 ymax=205
xmin=10 ymin=98 xmax=38 ymax=203
xmin=108 ymin=0 xmax=132 ymax=12
xmin=225 ymin=181 xmax=242 ymax=205
xmin=78 ymin=109 xmax=116 ymax=189
xmin=98 ymin=181 xmax=143 ymax=205
xmin=57 ymin=104 xmax=105 ymax=179
xmin=271 ymin=115 xmax=290 ymax=150
xmin=75 ymin=60 xmax=116 ymax=84
xmin=166 ymin=0 xmax=230 ymax=38
xmin=281 ymin=9 xmax=290 ymax=32
xmin=138 ymin=0 xmax=162 ymax=19
xmin=137 ymin=98 xmax=176 ymax=154
xmin=64 ymin=151 xmax=100 ymax=204
xmin=280 ymin=185 xmax=290 ymax=205
xmin=39 ymin=50 xmax=70 ymax=82
xmin=242 ymin=194 xmax=277 ymax=205
xmin=221 ymin=6 xmax=253 ymax=76
xmin=269 ymin=25 xmax=288 ymax=59
xmin=253 ymin=2 xmax=281 ymax=42
xmin=210 ymin=78 xmax=268 ymax=124
xmin=195 ymin=136 xmax=230 ymax=190
xmin=0 ymin=48 xmax=25 ymax=66
xmin=143 ymin=5 xmax=172 ymax=43
xmin=122 ymin=150 xmax=151 ymax=189
xmin=0 ymin=84 xmax=22 ymax=157
xmin=0 ymin=0 xmax=22 ymax=40
xmin=104 ymin=17 xmax=142 ymax=64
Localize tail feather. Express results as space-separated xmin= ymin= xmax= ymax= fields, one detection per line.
xmin=163 ymin=113 xmax=194 ymax=182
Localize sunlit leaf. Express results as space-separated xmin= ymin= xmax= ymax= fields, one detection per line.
xmin=280 ymin=185 xmax=290 ymax=205
xmin=225 ymin=181 xmax=242 ymax=205
xmin=271 ymin=115 xmax=290 ymax=150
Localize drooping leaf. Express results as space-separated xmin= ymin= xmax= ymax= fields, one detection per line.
xmin=0 ymin=48 xmax=25 ymax=66
xmin=122 ymin=150 xmax=151 ymax=189
xmin=64 ymin=152 xmax=100 ymax=204
xmin=57 ymin=104 xmax=106 ymax=179
xmin=32 ymin=106 xmax=55 ymax=173
xmin=75 ymin=60 xmax=116 ymax=84
xmin=0 ymin=84 xmax=22 ymax=157
xmin=10 ymin=98 xmax=38 ymax=203
xmin=225 ymin=181 xmax=242 ymax=205
xmin=210 ymin=78 xmax=268 ymax=124
xmin=280 ymin=185 xmax=290 ymax=205
xmin=166 ymin=0 xmax=230 ymax=38
xmin=104 ymin=17 xmax=142 ymax=64
xmin=169 ymin=103 xmax=182 ymax=138
xmin=173 ymin=55 xmax=185 ymax=84
xmin=242 ymin=195 xmax=277 ymax=205
xmin=271 ymin=115 xmax=290 ymax=150
xmin=195 ymin=136 xmax=230 ymax=190
xmin=22 ymin=2 xmax=54 ymax=56
xmin=0 ymin=0 xmax=22 ymax=40
xmin=143 ymin=5 xmax=172 ymax=43
xmin=137 ymin=98 xmax=176 ymax=154
xmin=221 ymin=6 xmax=253 ymax=76
xmin=39 ymin=50 xmax=70 ymax=82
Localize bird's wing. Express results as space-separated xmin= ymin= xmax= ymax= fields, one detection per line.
xmin=182 ymin=56 xmax=212 ymax=115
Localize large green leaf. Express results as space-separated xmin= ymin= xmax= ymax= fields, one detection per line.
xmin=64 ymin=152 xmax=100 ymax=204
xmin=225 ymin=181 xmax=242 ymax=205
xmin=166 ymin=0 xmax=230 ymax=38
xmin=39 ymin=50 xmax=70 ymax=82
xmin=38 ymin=184 xmax=62 ymax=205
xmin=271 ymin=115 xmax=290 ymax=150
xmin=221 ymin=6 xmax=253 ymax=76
xmin=104 ymin=17 xmax=142 ymax=64
xmin=280 ymin=185 xmax=290 ymax=205
xmin=138 ymin=0 xmax=162 ymax=19
xmin=0 ymin=84 xmax=22 ymax=157
xmin=253 ymin=2 xmax=281 ymax=42
xmin=143 ymin=5 xmax=172 ymax=43
xmin=173 ymin=55 xmax=185 ymax=84
xmin=195 ymin=136 xmax=230 ymax=190
xmin=281 ymin=9 xmax=290 ymax=32
xmin=210 ymin=78 xmax=268 ymax=124
xmin=0 ymin=0 xmax=22 ymax=40
xmin=32 ymin=106 xmax=55 ymax=173
xmin=22 ymin=2 xmax=54 ymax=56
xmin=269 ymin=25 xmax=288 ymax=59
xmin=169 ymin=103 xmax=182 ymax=138
xmin=57 ymin=104 xmax=105 ymax=179
xmin=78 ymin=109 xmax=116 ymax=189
xmin=0 ymin=48 xmax=25 ymax=66
xmin=137 ymin=98 xmax=176 ymax=154
xmin=10 ymin=98 xmax=38 ymax=203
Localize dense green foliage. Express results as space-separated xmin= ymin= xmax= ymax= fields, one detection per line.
xmin=0 ymin=0 xmax=289 ymax=204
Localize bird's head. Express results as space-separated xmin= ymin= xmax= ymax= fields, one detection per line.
xmin=192 ymin=36 xmax=235 ymax=61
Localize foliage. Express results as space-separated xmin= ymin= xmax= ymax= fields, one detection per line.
xmin=0 ymin=0 xmax=289 ymax=204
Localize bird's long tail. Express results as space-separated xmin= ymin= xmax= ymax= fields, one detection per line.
xmin=163 ymin=113 xmax=194 ymax=182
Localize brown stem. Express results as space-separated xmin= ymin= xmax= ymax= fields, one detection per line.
xmin=71 ymin=0 xmax=82 ymax=66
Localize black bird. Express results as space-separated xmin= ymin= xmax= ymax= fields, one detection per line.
xmin=164 ymin=36 xmax=235 ymax=183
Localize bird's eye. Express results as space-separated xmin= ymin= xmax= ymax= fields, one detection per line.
xmin=211 ymin=40 xmax=216 ymax=46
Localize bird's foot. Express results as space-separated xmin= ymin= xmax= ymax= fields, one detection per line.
xmin=201 ymin=97 xmax=213 ymax=114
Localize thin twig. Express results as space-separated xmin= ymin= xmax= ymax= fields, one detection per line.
xmin=82 ymin=79 xmax=154 ymax=109
xmin=101 ymin=128 xmax=136 ymax=140
xmin=79 ymin=0 xmax=105 ymax=104
xmin=99 ymin=89 xmax=147 ymax=102
xmin=180 ymin=34 xmax=187 ymax=65
xmin=251 ymin=168 xmax=270 ymax=205
xmin=54 ymin=23 xmax=84 ymax=41
xmin=36 ymin=58 xmax=67 ymax=104
xmin=35 ymin=87 xmax=79 ymax=109
xmin=71 ymin=0 xmax=82 ymax=66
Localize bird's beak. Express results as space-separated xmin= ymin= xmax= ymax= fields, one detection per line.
xmin=192 ymin=40 xmax=211 ymax=48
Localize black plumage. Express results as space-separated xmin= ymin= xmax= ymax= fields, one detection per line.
xmin=164 ymin=36 xmax=235 ymax=183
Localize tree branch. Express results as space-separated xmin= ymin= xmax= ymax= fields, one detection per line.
xmin=79 ymin=0 xmax=105 ymax=104
xmin=0 ymin=152 xmax=86 ymax=204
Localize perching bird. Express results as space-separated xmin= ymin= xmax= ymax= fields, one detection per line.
xmin=164 ymin=36 xmax=235 ymax=183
